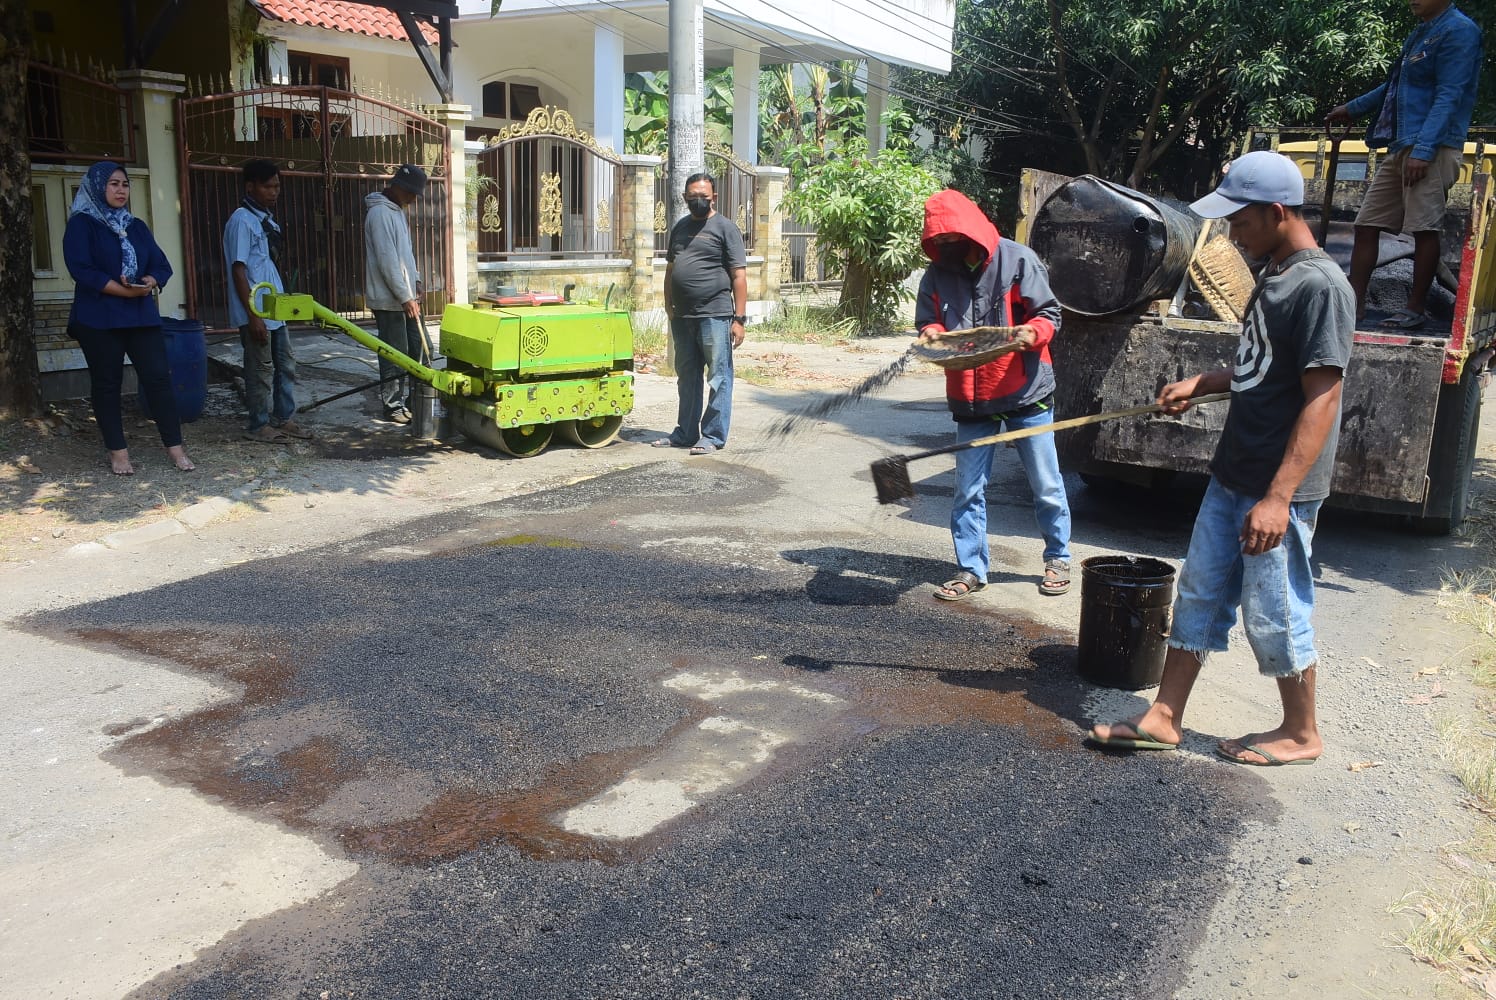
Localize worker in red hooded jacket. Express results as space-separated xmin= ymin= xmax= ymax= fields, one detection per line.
xmin=915 ymin=189 xmax=1073 ymax=600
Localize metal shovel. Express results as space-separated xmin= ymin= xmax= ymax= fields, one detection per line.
xmin=870 ymin=393 xmax=1232 ymax=504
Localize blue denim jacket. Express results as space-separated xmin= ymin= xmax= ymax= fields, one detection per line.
xmin=1345 ymin=5 xmax=1483 ymax=160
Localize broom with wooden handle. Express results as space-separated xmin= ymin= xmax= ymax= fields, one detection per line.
xmin=871 ymin=393 xmax=1232 ymax=504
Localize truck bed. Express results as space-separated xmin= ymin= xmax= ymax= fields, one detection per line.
xmin=1049 ymin=313 xmax=1448 ymax=506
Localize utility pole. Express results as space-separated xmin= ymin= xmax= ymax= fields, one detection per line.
xmin=666 ymin=0 xmax=705 ymax=219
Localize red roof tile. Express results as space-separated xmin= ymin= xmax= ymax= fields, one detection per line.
xmin=252 ymin=1 xmax=441 ymax=44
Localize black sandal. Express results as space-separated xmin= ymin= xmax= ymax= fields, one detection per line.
xmin=935 ymin=570 xmax=986 ymax=602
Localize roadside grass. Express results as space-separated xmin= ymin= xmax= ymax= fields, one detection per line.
xmin=752 ymin=303 xmax=862 ymax=345
xmin=1400 ymin=502 xmax=1496 ymax=995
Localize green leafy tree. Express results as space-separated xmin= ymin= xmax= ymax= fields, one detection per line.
xmin=780 ymin=139 xmax=941 ymax=330
xmin=900 ymin=0 xmax=1417 ymax=196
xmin=759 ymin=62 xmax=868 ymax=165
xmin=624 ymin=69 xmax=733 ymax=155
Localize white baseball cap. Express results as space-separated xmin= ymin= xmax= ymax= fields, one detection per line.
xmin=1189 ymin=150 xmax=1305 ymax=218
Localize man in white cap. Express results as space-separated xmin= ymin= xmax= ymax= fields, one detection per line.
xmin=1088 ymin=151 xmax=1355 ymax=767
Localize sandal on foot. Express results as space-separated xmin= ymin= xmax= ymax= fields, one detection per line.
xmin=650 ymin=437 xmax=680 ymax=448
xmin=688 ymin=442 xmax=720 ymax=456
xmin=1040 ymin=559 xmax=1071 ymax=596
xmin=1379 ymin=308 xmax=1430 ymax=331
xmin=1215 ymin=741 xmax=1318 ymax=766
xmin=934 ymin=570 xmax=986 ymax=602
xmin=1085 ymin=722 xmax=1179 ymax=751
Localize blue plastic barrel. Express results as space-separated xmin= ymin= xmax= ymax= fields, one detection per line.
xmin=138 ymin=318 xmax=208 ymax=423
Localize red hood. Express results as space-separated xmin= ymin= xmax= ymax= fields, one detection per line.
xmin=921 ymin=189 xmax=1000 ymax=265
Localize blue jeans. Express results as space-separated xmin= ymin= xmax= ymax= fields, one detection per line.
xmin=240 ymin=325 xmax=297 ymax=431
xmin=1170 ymin=478 xmax=1323 ymax=678
xmin=373 ymin=309 xmax=429 ymax=414
xmin=667 ymin=316 xmax=734 ymax=448
xmin=951 ymin=406 xmax=1072 ymax=579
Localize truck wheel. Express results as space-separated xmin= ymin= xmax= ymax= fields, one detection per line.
xmin=1411 ymin=368 xmax=1482 ymax=535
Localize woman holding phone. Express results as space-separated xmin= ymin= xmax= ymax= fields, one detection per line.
xmin=63 ymin=160 xmax=194 ymax=475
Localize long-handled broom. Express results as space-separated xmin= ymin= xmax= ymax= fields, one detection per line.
xmin=871 ymin=393 xmax=1232 ymax=504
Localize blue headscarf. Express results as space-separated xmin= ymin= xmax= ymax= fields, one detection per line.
xmin=70 ymin=161 xmax=139 ymax=283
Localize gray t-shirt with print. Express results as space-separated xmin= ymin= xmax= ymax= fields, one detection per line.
xmin=1210 ymin=249 xmax=1355 ymax=502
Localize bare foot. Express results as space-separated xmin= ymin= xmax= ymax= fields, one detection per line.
xmin=166 ymin=445 xmax=196 ymax=472
xmin=1217 ymin=728 xmax=1322 ymax=765
xmin=108 ymin=449 xmax=134 ymax=476
xmin=1089 ymin=708 xmax=1184 ymax=747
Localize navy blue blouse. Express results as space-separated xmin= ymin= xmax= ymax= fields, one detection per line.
xmin=63 ymin=214 xmax=173 ymax=330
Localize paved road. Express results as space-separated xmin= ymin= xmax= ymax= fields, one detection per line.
xmin=4 ymin=351 xmax=1480 ymax=998
xmin=29 ymin=460 xmax=1261 ymax=999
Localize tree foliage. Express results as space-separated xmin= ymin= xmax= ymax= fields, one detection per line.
xmin=758 ymin=62 xmax=867 ymax=165
xmin=780 ymin=139 xmax=940 ymax=330
xmin=900 ymin=0 xmax=1437 ymax=198
xmin=624 ymin=70 xmax=733 ymax=155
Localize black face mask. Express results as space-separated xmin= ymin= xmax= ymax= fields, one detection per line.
xmin=937 ymin=242 xmax=969 ymax=269
xmin=686 ymin=196 xmax=711 ymax=219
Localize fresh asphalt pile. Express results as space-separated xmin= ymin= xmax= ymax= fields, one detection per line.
xmin=31 ymin=462 xmax=1265 ymax=999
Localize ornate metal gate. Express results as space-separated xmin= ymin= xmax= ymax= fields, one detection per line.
xmin=177 ymin=86 xmax=450 ymax=332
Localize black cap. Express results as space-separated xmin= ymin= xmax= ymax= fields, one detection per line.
xmin=391 ymin=164 xmax=428 ymax=196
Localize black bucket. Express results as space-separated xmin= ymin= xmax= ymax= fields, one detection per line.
xmin=1029 ymin=175 xmax=1202 ymax=316
xmin=1076 ymin=555 xmax=1176 ymax=689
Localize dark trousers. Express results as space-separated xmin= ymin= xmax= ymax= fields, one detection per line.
xmin=373 ymin=310 xmax=428 ymax=414
xmin=71 ymin=323 xmax=182 ymax=451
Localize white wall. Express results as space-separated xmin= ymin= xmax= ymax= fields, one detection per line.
xmin=453 ymin=1 xmax=955 ymax=74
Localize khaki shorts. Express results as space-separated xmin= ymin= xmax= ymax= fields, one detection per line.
xmin=1354 ymin=146 xmax=1463 ymax=233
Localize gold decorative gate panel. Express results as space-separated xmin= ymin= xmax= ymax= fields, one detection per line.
xmin=177 ymin=86 xmax=450 ymax=331
xmin=475 ymin=107 xmax=622 ymax=260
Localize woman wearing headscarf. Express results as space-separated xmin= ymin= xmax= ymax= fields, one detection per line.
xmin=64 ymin=161 xmax=194 ymax=475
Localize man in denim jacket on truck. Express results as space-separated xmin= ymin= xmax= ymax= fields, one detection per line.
xmin=1326 ymin=0 xmax=1483 ymax=329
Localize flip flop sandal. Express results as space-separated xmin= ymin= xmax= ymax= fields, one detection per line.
xmin=934 ymin=570 xmax=986 ymax=602
xmin=1379 ymin=308 xmax=1430 ymax=331
xmin=1085 ymin=722 xmax=1179 ymax=751
xmin=650 ymin=437 xmax=679 ymax=448
xmin=1215 ymin=742 xmax=1318 ymax=766
xmin=688 ymin=442 xmax=720 ymax=455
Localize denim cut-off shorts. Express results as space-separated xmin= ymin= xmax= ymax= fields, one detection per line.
xmin=1169 ymin=478 xmax=1323 ymax=678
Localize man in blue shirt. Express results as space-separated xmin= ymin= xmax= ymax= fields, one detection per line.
xmin=224 ymin=159 xmax=311 ymax=442
xmin=1327 ymin=0 xmax=1483 ymax=329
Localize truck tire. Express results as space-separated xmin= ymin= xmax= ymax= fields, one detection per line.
xmin=1411 ymin=367 xmax=1482 ymax=535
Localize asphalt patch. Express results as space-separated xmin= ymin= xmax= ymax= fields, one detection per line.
xmin=28 ymin=461 xmax=1269 ymax=998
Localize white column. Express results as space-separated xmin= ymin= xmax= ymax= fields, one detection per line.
xmin=115 ymin=70 xmax=188 ymax=320
xmin=865 ymin=58 xmax=888 ymax=153
xmin=732 ymin=45 xmax=760 ymax=165
xmin=593 ymin=23 xmax=625 ymax=153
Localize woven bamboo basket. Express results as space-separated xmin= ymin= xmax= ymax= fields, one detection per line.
xmin=912 ymin=326 xmax=1026 ymax=370
xmin=1189 ymin=235 xmax=1255 ymax=323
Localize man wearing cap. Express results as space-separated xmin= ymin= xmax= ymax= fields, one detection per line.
xmin=1088 ymin=151 xmax=1355 ymax=767
xmin=1326 ymin=0 xmax=1483 ymax=329
xmin=364 ymin=164 xmax=429 ymax=424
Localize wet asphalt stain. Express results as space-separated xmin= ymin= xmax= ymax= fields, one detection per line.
xmin=27 ymin=461 xmax=1272 ymax=999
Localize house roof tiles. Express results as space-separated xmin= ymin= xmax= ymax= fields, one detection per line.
xmin=251 ymin=1 xmax=440 ymax=44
